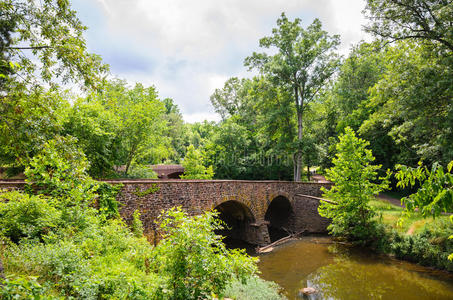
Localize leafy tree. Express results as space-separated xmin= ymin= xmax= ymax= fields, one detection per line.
xmin=360 ymin=41 xmax=453 ymax=166
xmin=1 ymin=0 xmax=108 ymax=90
xmin=333 ymin=42 xmax=387 ymax=132
xmin=92 ymin=80 xmax=166 ymax=175
xmin=151 ymin=207 xmax=257 ymax=299
xmin=162 ymin=98 xmax=187 ymax=162
xmin=318 ymin=127 xmax=390 ymax=243
xmin=210 ymin=77 xmax=250 ymax=120
xmin=0 ymin=0 xmax=107 ymax=171
xmin=63 ymin=99 xmax=119 ymax=177
xmin=245 ymin=13 xmax=340 ymax=181
xmin=395 ymin=160 xmax=453 ymax=218
xmin=364 ymin=0 xmax=453 ymax=52
xmin=181 ymin=145 xmax=214 ymax=179
xmin=24 ymin=136 xmax=98 ymax=204
xmin=0 ymin=90 xmax=66 ymax=170
xmin=208 ymin=76 xmax=295 ymax=180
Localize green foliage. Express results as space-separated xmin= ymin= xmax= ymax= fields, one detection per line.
xmin=1 ymin=0 xmax=108 ymax=90
xmin=364 ymin=0 xmax=453 ymax=53
xmin=151 ymin=207 xmax=258 ymax=299
xmin=162 ymin=98 xmax=188 ymax=162
xmin=96 ymin=182 xmax=123 ymax=219
xmin=131 ymin=210 xmax=144 ymax=238
xmin=396 ymin=160 xmax=453 ymax=218
xmin=388 ymin=221 xmax=453 ymax=271
xmin=4 ymin=220 xmax=159 ymax=299
xmin=0 ymin=191 xmax=60 ymax=243
xmin=207 ymin=79 xmax=294 ymax=180
xmin=223 ymin=276 xmax=286 ymax=300
xmin=181 ymin=145 xmax=214 ymax=179
xmin=0 ymin=275 xmax=48 ymax=299
xmin=245 ymin=12 xmax=340 ymax=181
xmin=126 ymin=164 xmax=158 ymax=179
xmin=62 ymin=99 xmax=119 ymax=178
xmin=91 ymin=80 xmax=166 ymax=175
xmin=319 ymin=127 xmax=390 ymax=243
xmin=133 ymin=184 xmax=160 ymax=197
xmin=0 ymin=0 xmax=107 ymax=171
xmin=24 ymin=136 xmax=98 ymax=204
xmin=360 ymin=42 xmax=453 ymax=167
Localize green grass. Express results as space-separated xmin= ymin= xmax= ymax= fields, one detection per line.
xmin=370 ymin=198 xmax=451 ymax=235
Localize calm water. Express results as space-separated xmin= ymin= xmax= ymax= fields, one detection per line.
xmin=256 ymin=236 xmax=453 ymax=300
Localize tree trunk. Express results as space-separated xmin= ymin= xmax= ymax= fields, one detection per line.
xmin=293 ymin=86 xmax=303 ymax=182
xmin=295 ymin=111 xmax=303 ymax=182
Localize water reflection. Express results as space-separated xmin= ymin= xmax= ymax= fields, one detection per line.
xmin=257 ymin=237 xmax=453 ymax=299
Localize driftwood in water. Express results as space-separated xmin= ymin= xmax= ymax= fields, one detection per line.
xmin=256 ymin=230 xmax=307 ymax=254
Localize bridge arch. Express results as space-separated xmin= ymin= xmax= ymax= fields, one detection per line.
xmin=166 ymin=171 xmax=184 ymax=179
xmin=265 ymin=194 xmax=295 ymax=242
xmin=213 ymin=200 xmax=258 ymax=246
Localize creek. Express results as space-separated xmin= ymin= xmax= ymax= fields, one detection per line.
xmin=254 ymin=236 xmax=453 ymax=299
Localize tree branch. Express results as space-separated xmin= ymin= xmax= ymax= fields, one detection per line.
xmin=7 ymin=46 xmax=51 ymax=50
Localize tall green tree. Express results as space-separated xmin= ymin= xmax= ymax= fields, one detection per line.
xmin=91 ymin=80 xmax=166 ymax=175
xmin=318 ymin=127 xmax=389 ymax=243
xmin=245 ymin=13 xmax=340 ymax=181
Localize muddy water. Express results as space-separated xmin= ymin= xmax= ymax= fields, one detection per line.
xmin=257 ymin=236 xmax=453 ymax=300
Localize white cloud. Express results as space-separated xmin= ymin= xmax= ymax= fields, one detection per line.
xmin=78 ymin=0 xmax=370 ymax=122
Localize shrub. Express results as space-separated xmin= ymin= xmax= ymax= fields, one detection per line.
xmin=131 ymin=210 xmax=144 ymax=238
xmin=96 ymin=182 xmax=123 ymax=219
xmin=223 ymin=275 xmax=287 ymax=300
xmin=3 ymin=219 xmax=158 ymax=299
xmin=0 ymin=190 xmax=60 ymax=243
xmin=151 ymin=207 xmax=258 ymax=299
xmin=0 ymin=275 xmax=47 ymax=299
xmin=24 ymin=136 xmax=98 ymax=205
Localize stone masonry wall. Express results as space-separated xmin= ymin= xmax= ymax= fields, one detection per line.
xmin=107 ymin=180 xmax=332 ymax=243
xmin=0 ymin=179 xmax=332 ymax=245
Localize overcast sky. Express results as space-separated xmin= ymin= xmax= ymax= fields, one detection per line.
xmin=72 ymin=0 xmax=370 ymax=123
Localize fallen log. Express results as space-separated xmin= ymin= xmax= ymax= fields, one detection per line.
xmin=256 ymin=230 xmax=307 ymax=254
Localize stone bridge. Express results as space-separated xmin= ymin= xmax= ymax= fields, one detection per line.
xmin=109 ymin=180 xmax=332 ymax=246
xmin=0 ymin=179 xmax=332 ymax=246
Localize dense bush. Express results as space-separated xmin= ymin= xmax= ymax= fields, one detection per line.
xmin=24 ymin=136 xmax=99 ymax=204
xmin=150 ymin=207 xmax=257 ymax=299
xmin=0 ymin=191 xmax=60 ymax=243
xmin=387 ymin=219 xmax=453 ymax=271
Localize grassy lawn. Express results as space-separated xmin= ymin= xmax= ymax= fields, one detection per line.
xmin=369 ymin=197 xmax=451 ymax=235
